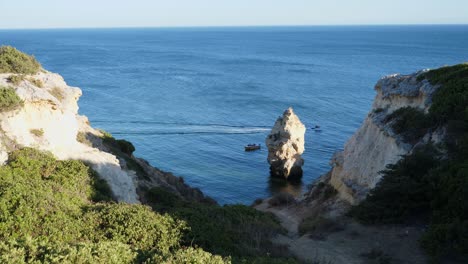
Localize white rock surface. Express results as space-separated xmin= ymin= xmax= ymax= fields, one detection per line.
xmin=328 ymin=71 xmax=442 ymax=204
xmin=266 ymin=107 xmax=306 ymax=179
xmin=0 ymin=71 xmax=139 ymax=203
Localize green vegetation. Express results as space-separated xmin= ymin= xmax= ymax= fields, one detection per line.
xmin=7 ymin=74 xmax=25 ymax=85
xmin=0 ymin=46 xmax=41 ymax=74
xmin=0 ymin=86 xmax=23 ymax=112
xmin=0 ymin=148 xmax=227 ymax=263
xmin=100 ymin=130 xmax=136 ymax=156
xmin=0 ymin=148 xmax=296 ymax=263
xmin=385 ymin=107 xmax=433 ymax=143
xmin=145 ymin=187 xmax=297 ymax=263
xmin=352 ymin=63 xmax=468 ymax=261
xmin=30 ymin=128 xmax=44 ymax=137
xmin=349 ymin=146 xmax=440 ymax=224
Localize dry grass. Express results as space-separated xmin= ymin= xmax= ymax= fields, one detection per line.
xmin=28 ymin=78 xmax=43 ymax=88
xmin=30 ymin=128 xmax=44 ymax=137
xmin=50 ymin=86 xmax=64 ymax=101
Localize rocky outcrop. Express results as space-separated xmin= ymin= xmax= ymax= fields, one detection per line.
xmin=325 ymin=70 xmax=443 ymax=205
xmin=266 ymin=107 xmax=306 ymax=179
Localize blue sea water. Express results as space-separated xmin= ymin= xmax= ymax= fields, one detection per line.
xmin=1 ymin=26 xmax=467 ymax=204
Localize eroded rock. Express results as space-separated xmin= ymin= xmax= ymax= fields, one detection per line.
xmin=266 ymin=107 xmax=306 ymax=179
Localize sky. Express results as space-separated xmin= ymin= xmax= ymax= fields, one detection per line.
xmin=0 ymin=0 xmax=467 ymax=29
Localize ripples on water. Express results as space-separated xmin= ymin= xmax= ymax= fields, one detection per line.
xmin=1 ymin=26 xmax=468 ymax=204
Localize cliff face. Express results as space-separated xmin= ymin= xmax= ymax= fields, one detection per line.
xmin=328 ymin=71 xmax=443 ymax=204
xmin=266 ymin=107 xmax=306 ymax=179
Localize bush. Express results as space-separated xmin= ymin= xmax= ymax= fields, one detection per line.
xmin=0 ymin=46 xmax=41 ymax=74
xmin=7 ymin=74 xmax=25 ymax=85
xmin=146 ymin=187 xmax=291 ymax=261
xmin=268 ymin=193 xmax=296 ymax=207
xmin=386 ymin=107 xmax=433 ymax=143
xmin=298 ymin=216 xmax=343 ymax=237
xmin=0 ymin=86 xmax=23 ymax=112
xmin=0 ymin=148 xmax=227 ymax=263
xmin=350 ymin=146 xmax=439 ymax=224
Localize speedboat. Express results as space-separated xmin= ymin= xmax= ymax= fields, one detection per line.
xmin=245 ymin=144 xmax=261 ymax=151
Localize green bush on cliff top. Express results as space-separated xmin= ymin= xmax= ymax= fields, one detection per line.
xmin=0 ymin=46 xmax=41 ymax=74
xmin=352 ymin=63 xmax=468 ymax=261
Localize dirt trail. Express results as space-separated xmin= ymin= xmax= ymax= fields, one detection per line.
xmin=256 ymin=202 xmax=428 ymax=264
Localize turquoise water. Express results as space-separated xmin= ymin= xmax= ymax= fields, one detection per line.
xmin=1 ymin=26 xmax=468 ymax=204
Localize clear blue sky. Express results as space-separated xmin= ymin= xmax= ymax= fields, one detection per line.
xmin=0 ymin=0 xmax=467 ymax=29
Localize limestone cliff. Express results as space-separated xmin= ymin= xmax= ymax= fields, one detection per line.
xmin=326 ymin=70 xmax=444 ymax=205
xmin=266 ymin=107 xmax=306 ymax=179
xmin=0 ymin=70 xmax=213 ymax=205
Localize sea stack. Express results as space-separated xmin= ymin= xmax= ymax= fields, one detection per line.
xmin=266 ymin=107 xmax=306 ymax=179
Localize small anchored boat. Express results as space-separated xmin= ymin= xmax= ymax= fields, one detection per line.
xmin=245 ymin=144 xmax=261 ymax=151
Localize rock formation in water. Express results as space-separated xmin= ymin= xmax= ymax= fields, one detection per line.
xmin=266 ymin=107 xmax=306 ymax=179
xmin=323 ymin=70 xmax=443 ymax=205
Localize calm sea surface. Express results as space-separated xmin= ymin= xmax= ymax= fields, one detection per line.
xmin=1 ymin=26 xmax=467 ymax=204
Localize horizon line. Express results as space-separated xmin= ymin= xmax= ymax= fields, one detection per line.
xmin=1 ymin=23 xmax=467 ymax=31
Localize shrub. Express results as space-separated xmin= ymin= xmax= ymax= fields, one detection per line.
xmin=30 ymin=128 xmax=44 ymax=137
xmin=0 ymin=46 xmax=41 ymax=74
xmin=268 ymin=193 xmax=296 ymax=207
xmin=0 ymin=148 xmax=226 ymax=263
xmin=386 ymin=106 xmax=433 ymax=143
xmin=7 ymin=74 xmax=25 ymax=85
xmin=0 ymin=86 xmax=23 ymax=112
xmin=350 ymin=146 xmax=439 ymax=224
xmin=298 ymin=216 xmax=343 ymax=237
xmin=102 ymin=133 xmax=136 ymax=156
xmin=146 ymin=187 xmax=290 ymax=260
xmin=29 ymin=78 xmax=44 ymax=88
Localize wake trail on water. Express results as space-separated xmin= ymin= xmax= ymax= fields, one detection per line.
xmin=94 ymin=120 xmax=271 ymax=136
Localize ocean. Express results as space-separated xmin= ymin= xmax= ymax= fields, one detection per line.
xmin=1 ymin=25 xmax=467 ymax=204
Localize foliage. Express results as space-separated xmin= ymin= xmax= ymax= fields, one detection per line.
xmin=0 ymin=86 xmax=23 ymax=112
xmin=268 ymin=192 xmax=296 ymax=206
xmin=350 ymin=146 xmax=440 ymax=224
xmin=353 ymin=63 xmax=468 ymax=261
xmin=385 ymin=106 xmax=433 ymax=143
xmin=0 ymin=46 xmax=41 ymax=74
xmin=7 ymin=74 xmax=25 ymax=85
xmin=146 ymin=187 xmax=296 ymax=263
xmin=0 ymin=148 xmax=228 ymax=263
xmin=298 ymin=216 xmax=343 ymax=237
xmin=99 ymin=129 xmax=136 ymax=156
